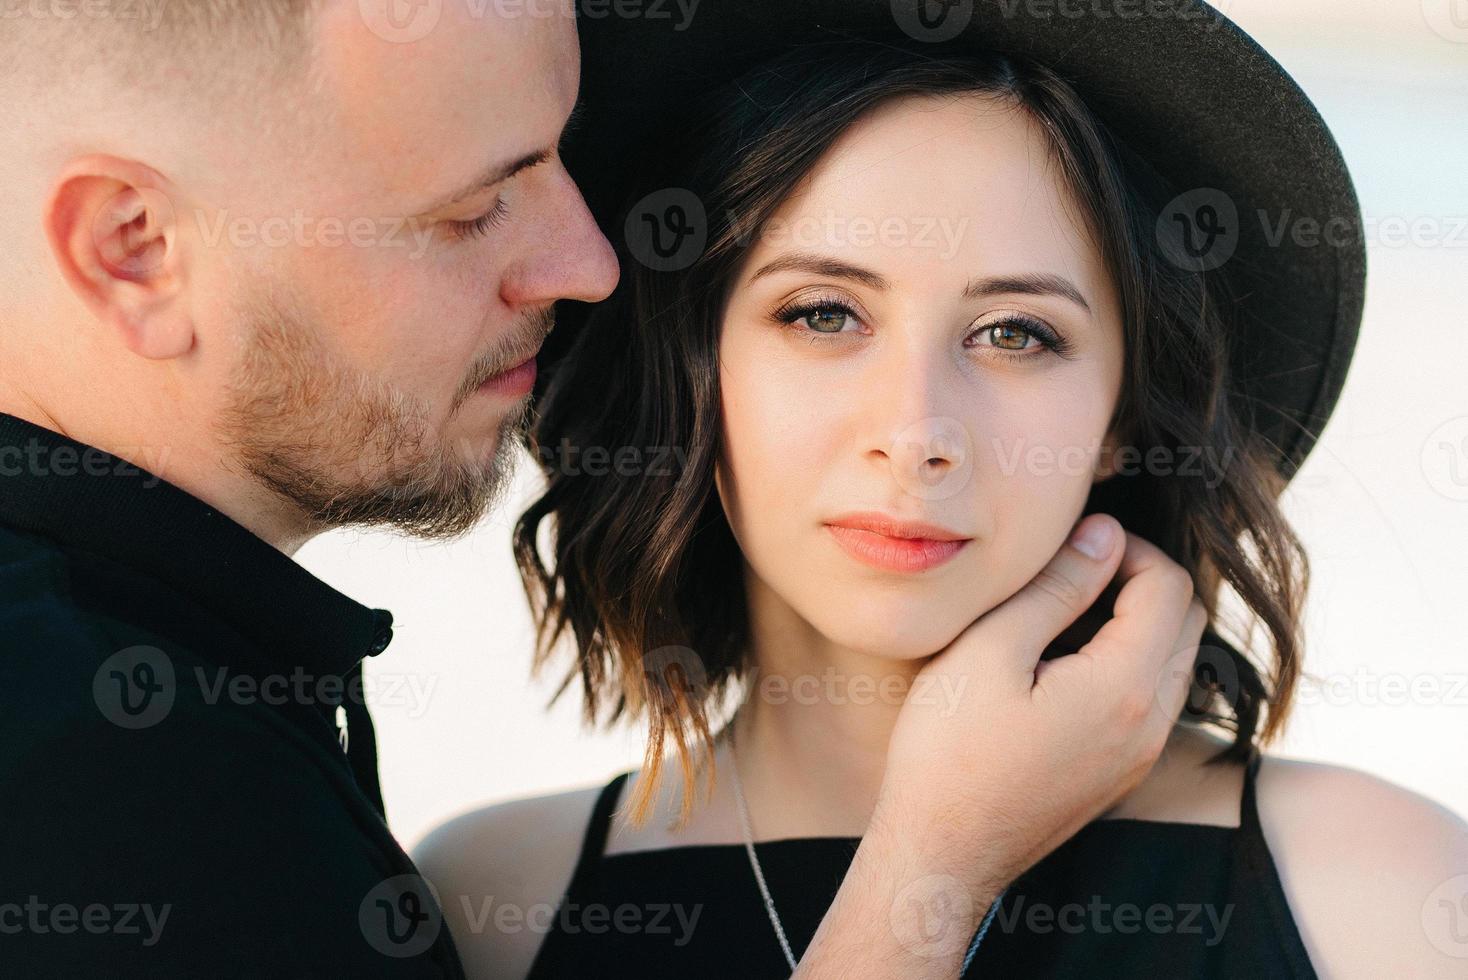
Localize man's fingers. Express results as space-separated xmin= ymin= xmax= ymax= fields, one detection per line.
xmin=1151 ymin=596 xmax=1208 ymax=727
xmin=1040 ymin=579 xmax=1123 ymax=662
xmin=1081 ymin=528 xmax=1197 ymax=689
xmin=970 ymin=513 xmax=1124 ymax=679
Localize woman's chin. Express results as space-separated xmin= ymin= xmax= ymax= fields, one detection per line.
xmin=814 ymin=615 xmax=970 ymax=663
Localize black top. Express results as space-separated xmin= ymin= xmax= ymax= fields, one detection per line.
xmin=0 ymin=413 xmax=464 ymax=977
xmin=529 ymin=749 xmax=1317 ymax=978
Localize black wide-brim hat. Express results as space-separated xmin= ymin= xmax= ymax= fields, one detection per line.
xmin=539 ymin=0 xmax=1366 ymax=482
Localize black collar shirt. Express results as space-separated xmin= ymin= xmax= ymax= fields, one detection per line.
xmin=0 ymin=412 xmax=466 ymax=977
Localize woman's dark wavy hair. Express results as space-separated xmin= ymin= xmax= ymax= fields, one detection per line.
xmin=514 ymin=37 xmax=1308 ymax=827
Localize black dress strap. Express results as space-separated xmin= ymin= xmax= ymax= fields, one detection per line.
xmin=560 ymin=770 xmax=632 ymax=899
xmin=1229 ymin=743 xmax=1316 ymax=978
xmin=1239 ymin=742 xmax=1264 ymax=834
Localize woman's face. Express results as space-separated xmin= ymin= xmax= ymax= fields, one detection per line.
xmin=715 ymin=92 xmax=1126 ymax=660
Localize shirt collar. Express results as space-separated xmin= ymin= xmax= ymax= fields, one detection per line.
xmin=0 ymin=412 xmax=394 ymax=678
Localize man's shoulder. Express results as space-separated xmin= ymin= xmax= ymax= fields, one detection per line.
xmin=0 ymin=522 xmax=393 ymax=926
xmin=0 ymin=696 xmax=425 ymax=974
xmin=0 ymin=529 xmax=309 ymax=768
xmin=0 ymin=528 xmax=459 ymax=974
xmin=0 ymin=524 xmax=110 ymax=650
xmin=0 ymin=524 xmax=343 ymax=767
xmin=0 ymin=525 xmax=157 ymax=741
xmin=1 ymin=689 xmax=387 ymax=862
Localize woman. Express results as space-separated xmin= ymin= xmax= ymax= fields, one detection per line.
xmin=415 ymin=11 xmax=1467 ymax=980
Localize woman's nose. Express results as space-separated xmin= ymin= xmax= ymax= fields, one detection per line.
xmin=859 ymin=351 xmax=976 ymax=502
xmin=884 ymin=414 xmax=974 ymax=501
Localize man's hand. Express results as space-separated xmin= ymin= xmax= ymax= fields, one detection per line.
xmin=795 ymin=513 xmax=1206 ymax=977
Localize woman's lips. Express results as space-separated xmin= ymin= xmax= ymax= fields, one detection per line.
xmin=824 ymin=514 xmax=971 ymax=573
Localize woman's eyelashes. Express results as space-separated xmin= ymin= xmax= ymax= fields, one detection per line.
xmin=769 ymin=293 xmax=1076 ymax=361
xmin=450 ymin=198 xmax=511 ymax=241
xmin=771 ymin=293 xmax=866 ymax=340
xmin=968 ymin=313 xmax=1077 ymax=359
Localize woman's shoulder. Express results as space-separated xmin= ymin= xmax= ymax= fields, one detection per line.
xmin=1253 ymin=751 xmax=1468 ymax=978
xmin=1111 ymin=725 xmax=1467 ymax=975
xmin=411 ymin=778 xmax=619 ymax=980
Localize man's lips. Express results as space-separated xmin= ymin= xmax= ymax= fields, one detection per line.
xmin=477 ymin=352 xmax=538 ymax=397
xmin=823 ymin=512 xmax=972 ymax=573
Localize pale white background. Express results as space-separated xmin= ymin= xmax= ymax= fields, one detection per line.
xmin=297 ymin=0 xmax=1468 ymax=851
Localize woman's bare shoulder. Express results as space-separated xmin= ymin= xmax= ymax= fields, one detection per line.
xmin=411 ymin=781 xmax=610 ymax=980
xmin=1109 ymin=725 xmax=1467 ymax=975
xmin=1255 ymin=752 xmax=1468 ymax=979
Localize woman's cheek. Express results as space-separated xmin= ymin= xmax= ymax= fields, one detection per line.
xmin=725 ymin=357 xmax=829 ymax=481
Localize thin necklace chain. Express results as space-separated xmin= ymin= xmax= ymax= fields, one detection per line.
xmin=727 ymin=720 xmax=800 ymax=972
xmin=724 ymin=717 xmax=1005 ymax=977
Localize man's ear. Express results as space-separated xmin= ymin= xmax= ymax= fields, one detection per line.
xmin=43 ymin=155 xmax=193 ymax=360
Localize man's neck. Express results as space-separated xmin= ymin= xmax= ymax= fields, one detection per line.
xmin=0 ymin=391 xmax=316 ymax=555
xmin=0 ymin=391 xmax=67 ymax=441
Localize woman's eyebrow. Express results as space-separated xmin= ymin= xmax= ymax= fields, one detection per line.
xmin=964 ymin=272 xmax=1092 ymax=314
xmin=748 ymin=252 xmax=890 ymax=290
xmin=748 ymin=253 xmax=1092 ymax=315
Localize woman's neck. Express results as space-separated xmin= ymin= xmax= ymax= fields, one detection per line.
xmin=718 ymin=577 xmax=932 ymax=840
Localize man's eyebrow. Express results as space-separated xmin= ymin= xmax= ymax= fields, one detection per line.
xmin=418 ymin=99 xmax=588 ymax=217
xmin=558 ymin=99 xmax=587 ymax=153
xmin=419 ymin=147 xmax=552 ymax=215
xmin=964 ymin=272 xmax=1092 ymax=314
xmin=748 ymin=252 xmax=890 ymax=290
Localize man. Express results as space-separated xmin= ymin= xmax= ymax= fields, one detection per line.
xmin=0 ymin=2 xmax=1188 ymax=975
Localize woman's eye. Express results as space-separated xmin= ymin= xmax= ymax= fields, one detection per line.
xmin=967 ymin=315 xmax=1072 ymax=359
xmin=774 ymin=300 xmax=863 ymax=337
xmin=799 ymin=308 xmax=852 ymax=333
xmin=977 ymin=321 xmax=1040 ymax=351
xmin=769 ymin=301 xmax=1073 ymax=358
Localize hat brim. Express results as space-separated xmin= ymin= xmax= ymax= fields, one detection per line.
xmin=540 ymin=0 xmax=1365 ymax=481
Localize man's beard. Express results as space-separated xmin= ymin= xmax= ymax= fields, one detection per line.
xmin=215 ymin=282 xmax=549 ymax=540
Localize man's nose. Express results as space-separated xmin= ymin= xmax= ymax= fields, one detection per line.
xmin=500 ymin=166 xmax=619 ymax=308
